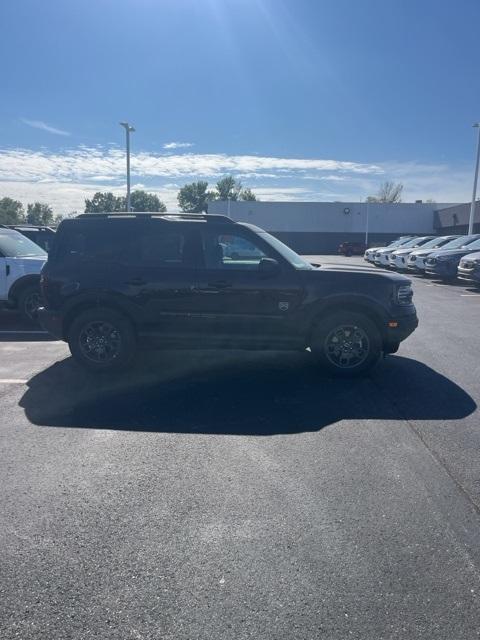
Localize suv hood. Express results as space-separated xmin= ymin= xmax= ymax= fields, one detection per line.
xmin=409 ymin=248 xmax=438 ymax=258
xmin=427 ymin=248 xmax=480 ymax=260
xmin=310 ymin=263 xmax=410 ymax=284
xmin=460 ymin=251 xmax=480 ymax=263
xmin=391 ymin=247 xmax=418 ymax=256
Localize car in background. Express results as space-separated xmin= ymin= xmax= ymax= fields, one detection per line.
xmin=424 ymin=235 xmax=480 ymax=281
xmin=373 ymin=237 xmax=421 ymax=267
xmin=406 ymin=235 xmax=461 ymax=274
xmin=364 ymin=236 xmax=413 ymax=263
xmin=0 ymin=228 xmax=47 ymax=320
xmin=387 ymin=236 xmax=437 ymax=270
xmin=457 ymin=252 xmax=480 ymax=285
xmin=0 ymin=224 xmax=56 ymax=252
xmin=338 ymin=241 xmax=367 ymax=257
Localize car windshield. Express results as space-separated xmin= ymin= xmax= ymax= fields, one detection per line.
xmin=441 ymin=235 xmax=477 ymax=250
xmin=461 ymin=237 xmax=480 ymax=250
xmin=397 ymin=237 xmax=424 ymax=249
xmin=259 ymin=231 xmax=314 ymax=270
xmin=420 ymin=237 xmax=453 ymax=249
xmin=0 ymin=232 xmax=47 ymax=258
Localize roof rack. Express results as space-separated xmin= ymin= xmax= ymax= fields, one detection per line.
xmin=75 ymin=212 xmax=234 ymax=223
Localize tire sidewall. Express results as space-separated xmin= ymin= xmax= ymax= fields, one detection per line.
xmin=68 ymin=307 xmax=136 ymax=371
xmin=311 ymin=311 xmax=381 ymax=377
xmin=18 ymin=284 xmax=41 ymax=321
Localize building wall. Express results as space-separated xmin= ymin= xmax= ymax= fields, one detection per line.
xmin=434 ymin=202 xmax=480 ymax=235
xmin=208 ymin=200 xmax=456 ymax=253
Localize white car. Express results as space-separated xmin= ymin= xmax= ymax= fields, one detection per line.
xmin=0 ymin=228 xmax=47 ymax=320
xmin=364 ymin=236 xmax=413 ymax=263
xmin=406 ymin=235 xmax=460 ymax=273
xmin=387 ymin=236 xmax=437 ymax=270
xmin=373 ymin=237 xmax=420 ymax=267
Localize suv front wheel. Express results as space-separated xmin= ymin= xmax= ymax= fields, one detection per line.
xmin=68 ymin=307 xmax=137 ymax=372
xmin=311 ymin=311 xmax=381 ymax=376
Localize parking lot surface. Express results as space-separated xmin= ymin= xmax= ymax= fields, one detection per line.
xmin=1 ymin=256 xmax=480 ymax=639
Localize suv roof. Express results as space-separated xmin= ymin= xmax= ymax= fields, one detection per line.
xmin=74 ymin=212 xmax=235 ymax=224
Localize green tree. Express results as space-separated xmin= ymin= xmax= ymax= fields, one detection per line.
xmin=177 ymin=181 xmax=211 ymax=212
xmin=26 ymin=202 xmax=54 ymax=225
xmin=210 ymin=175 xmax=258 ymax=202
xmin=84 ymin=192 xmax=124 ymax=213
xmin=240 ymin=187 xmax=257 ymax=201
xmin=0 ymin=197 xmax=25 ymax=224
xmin=129 ymin=190 xmax=166 ymax=212
xmin=215 ymin=176 xmax=243 ymax=201
xmin=366 ymin=181 xmax=403 ymax=203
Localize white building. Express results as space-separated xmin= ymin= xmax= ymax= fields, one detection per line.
xmin=208 ymin=200 xmax=457 ymax=253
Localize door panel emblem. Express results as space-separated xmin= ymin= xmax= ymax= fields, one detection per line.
xmin=279 ymin=301 xmax=289 ymax=311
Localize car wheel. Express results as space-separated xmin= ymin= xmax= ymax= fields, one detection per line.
xmin=310 ymin=311 xmax=381 ymax=377
xmin=68 ymin=307 xmax=136 ymax=372
xmin=18 ymin=284 xmax=42 ymax=321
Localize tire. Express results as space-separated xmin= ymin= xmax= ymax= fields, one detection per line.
xmin=67 ymin=307 xmax=137 ymax=372
xmin=310 ymin=311 xmax=382 ymax=377
xmin=18 ymin=284 xmax=42 ymax=321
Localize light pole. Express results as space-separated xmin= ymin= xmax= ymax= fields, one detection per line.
xmin=365 ymin=200 xmax=370 ymax=246
xmin=468 ymin=122 xmax=480 ymax=235
xmin=120 ymin=121 xmax=135 ymax=212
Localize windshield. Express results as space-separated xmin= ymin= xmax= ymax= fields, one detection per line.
xmin=0 ymin=232 xmax=47 ymax=258
xmin=441 ymin=235 xmax=480 ymax=250
xmin=397 ymin=237 xmax=426 ymax=249
xmin=260 ymin=232 xmax=314 ymax=270
xmin=419 ymin=236 xmax=454 ymax=249
xmin=460 ymin=237 xmax=480 ymax=250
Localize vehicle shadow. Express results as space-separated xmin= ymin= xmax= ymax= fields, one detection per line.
xmin=0 ymin=311 xmax=55 ymax=341
xmin=19 ymin=351 xmax=476 ymax=435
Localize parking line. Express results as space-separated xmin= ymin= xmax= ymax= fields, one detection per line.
xmin=0 ymin=379 xmax=28 ymax=384
xmin=460 ymin=294 xmax=480 ymax=297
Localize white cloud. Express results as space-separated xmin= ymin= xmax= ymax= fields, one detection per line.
xmin=163 ymin=141 xmax=195 ymax=149
xmin=20 ymin=118 xmax=70 ymax=137
xmin=0 ymin=144 xmax=470 ymax=213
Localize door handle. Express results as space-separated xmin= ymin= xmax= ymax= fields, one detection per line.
xmin=125 ymin=277 xmax=147 ymax=286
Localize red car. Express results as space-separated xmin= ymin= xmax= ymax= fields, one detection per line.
xmin=338 ymin=241 xmax=367 ymax=256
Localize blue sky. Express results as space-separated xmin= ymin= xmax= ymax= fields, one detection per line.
xmin=1 ymin=0 xmax=479 ymax=212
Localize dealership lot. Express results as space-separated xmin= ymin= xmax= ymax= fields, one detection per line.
xmin=1 ymin=255 xmax=480 ymax=639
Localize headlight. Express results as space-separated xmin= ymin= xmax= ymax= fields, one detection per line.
xmin=409 ymin=255 xmax=417 ymax=262
xmin=396 ymin=284 xmax=413 ymax=305
xmin=391 ymin=253 xmax=397 ymax=259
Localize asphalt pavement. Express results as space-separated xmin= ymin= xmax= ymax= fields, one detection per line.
xmin=1 ymin=257 xmax=480 ymax=639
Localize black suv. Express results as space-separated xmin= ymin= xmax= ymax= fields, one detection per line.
xmin=39 ymin=213 xmax=418 ymax=375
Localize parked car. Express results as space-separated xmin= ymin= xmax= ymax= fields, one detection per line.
xmin=338 ymin=241 xmax=367 ymax=257
xmin=364 ymin=237 xmax=413 ymax=263
xmin=406 ymin=235 xmax=461 ymax=274
xmin=0 ymin=224 xmax=56 ymax=252
xmin=457 ymin=252 xmax=480 ymax=285
xmin=387 ymin=236 xmax=437 ymax=270
xmin=39 ymin=212 xmax=418 ymax=376
xmin=373 ymin=237 xmax=421 ymax=267
xmin=424 ymin=235 xmax=480 ymax=280
xmin=0 ymin=228 xmax=47 ymax=320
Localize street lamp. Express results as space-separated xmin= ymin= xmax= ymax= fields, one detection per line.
xmin=120 ymin=121 xmax=135 ymax=212
xmin=468 ymin=122 xmax=480 ymax=235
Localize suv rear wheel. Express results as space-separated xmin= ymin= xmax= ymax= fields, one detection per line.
xmin=68 ymin=307 xmax=136 ymax=371
xmin=311 ymin=311 xmax=381 ymax=376
xmin=18 ymin=284 xmax=42 ymax=321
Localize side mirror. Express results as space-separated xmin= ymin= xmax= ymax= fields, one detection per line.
xmin=258 ymin=257 xmax=280 ymax=277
